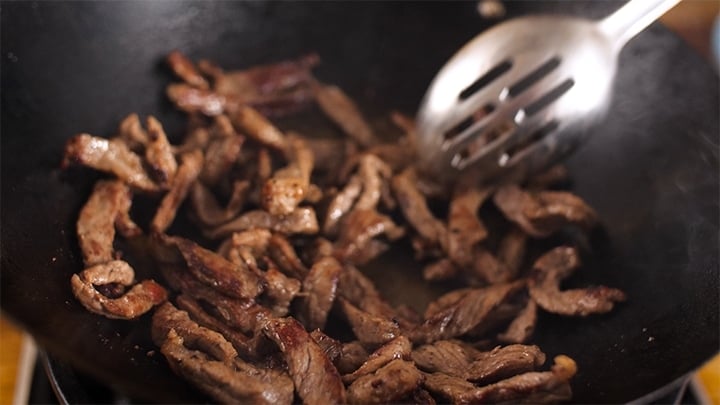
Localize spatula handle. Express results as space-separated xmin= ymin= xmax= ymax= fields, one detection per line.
xmin=598 ymin=0 xmax=682 ymax=50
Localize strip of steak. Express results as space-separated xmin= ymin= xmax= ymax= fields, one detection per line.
xmin=262 ymin=317 xmax=346 ymax=405
xmin=145 ymin=116 xmax=178 ymax=187
xmin=166 ymin=50 xmax=210 ymax=90
xmin=528 ymin=246 xmax=626 ymax=316
xmin=334 ymin=209 xmax=405 ymax=265
xmin=295 ymin=256 xmax=342 ymax=330
xmin=446 ymin=185 xmax=492 ymax=267
xmin=339 ymin=298 xmax=401 ymax=346
xmin=392 ymin=168 xmax=447 ymax=250
xmin=151 ymin=149 xmax=204 ymax=233
xmin=346 ymin=359 xmax=424 ymax=405
xmin=312 ymin=82 xmax=376 ymax=147
xmin=206 ymin=207 xmax=319 ymax=239
xmin=342 ymin=335 xmax=412 ymax=383
xmin=498 ymin=299 xmax=538 ymax=344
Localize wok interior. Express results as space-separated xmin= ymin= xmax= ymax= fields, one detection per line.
xmin=1 ymin=1 xmax=717 ymax=403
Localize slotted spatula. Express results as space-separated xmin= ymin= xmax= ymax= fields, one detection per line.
xmin=416 ymin=0 xmax=681 ymax=182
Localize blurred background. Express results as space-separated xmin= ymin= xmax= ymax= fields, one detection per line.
xmin=1 ymin=1 xmax=718 ymax=404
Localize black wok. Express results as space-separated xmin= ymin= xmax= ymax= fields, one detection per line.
xmin=2 ymin=1 xmax=718 ymax=403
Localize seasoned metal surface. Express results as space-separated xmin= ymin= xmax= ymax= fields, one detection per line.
xmin=1 ymin=1 xmax=718 ymax=403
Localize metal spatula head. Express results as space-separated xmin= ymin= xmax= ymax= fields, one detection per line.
xmin=416 ymin=0 xmax=680 ymax=183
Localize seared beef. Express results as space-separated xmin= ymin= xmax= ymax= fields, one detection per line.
xmin=262 ymin=317 xmax=346 ymax=404
xmin=342 ymin=335 xmax=412 ymax=383
xmin=206 ymin=207 xmax=319 ymax=239
xmin=295 ymin=256 xmax=342 ymax=330
xmin=312 ymin=82 xmax=376 ymax=147
xmin=145 ymin=116 xmax=178 ymax=187
xmin=529 ymin=246 xmax=626 ymax=316
xmin=339 ymin=298 xmax=401 ymax=346
xmin=333 ymin=209 xmax=405 ymax=265
xmin=346 ymin=359 xmax=424 ymax=404
xmin=151 ymin=150 xmax=204 ymax=233
xmin=166 ymin=50 xmax=210 ymax=90
xmin=392 ymin=168 xmax=448 ymax=250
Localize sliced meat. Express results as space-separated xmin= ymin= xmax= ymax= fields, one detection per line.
xmin=207 ymin=207 xmax=319 ymax=239
xmin=338 ymin=298 xmax=400 ymax=346
xmin=470 ymin=247 xmax=512 ymax=285
xmin=162 ymin=235 xmax=264 ymax=300
xmin=267 ymin=233 xmax=309 ymax=279
xmin=116 ymin=113 xmax=148 ymax=151
xmin=411 ymin=281 xmax=525 ymax=343
xmin=412 ymin=340 xmax=475 ymax=375
xmin=159 ymin=328 xmax=294 ymax=405
xmin=76 ymin=180 xmax=133 ymax=266
xmin=446 ymin=185 xmax=492 ymax=267
xmin=342 ymin=335 xmax=412 ymax=383
xmin=346 ymin=359 xmax=424 ymax=405
xmin=423 ymin=288 xmax=472 ymax=319
xmin=465 ymin=344 xmax=546 ymax=385
xmin=498 ymin=299 xmax=538 ymax=344
xmin=354 ymin=154 xmax=392 ymax=210
xmin=295 ymin=256 xmax=342 ymax=330
xmin=310 ymin=329 xmax=343 ymax=363
xmin=231 ymin=106 xmax=287 ymax=151
xmin=392 ymin=168 xmax=447 ymax=250
xmin=200 ymin=135 xmax=244 ymax=186
xmin=493 ymin=184 xmax=597 ymax=238
xmin=175 ymin=294 xmax=266 ymax=360
xmin=151 ymin=149 xmax=204 ymax=233
xmin=497 ymin=226 xmax=528 ymax=280
xmin=62 ymin=133 xmax=158 ymax=191
xmin=263 ymin=268 xmax=302 ymax=317
xmin=71 ymin=260 xmax=167 ymax=320
xmin=528 ymin=246 xmax=626 ymax=316
xmin=335 ymin=341 xmax=370 ymax=375
xmin=166 ymin=50 xmax=210 ymax=90
xmin=423 ymin=258 xmax=459 ymax=282
xmin=324 ymin=174 xmax=363 ymax=236
xmin=114 ymin=181 xmax=142 ymax=238
xmin=191 ymin=180 xmax=250 ymax=227
xmin=261 ymin=135 xmax=314 ymax=215
xmin=144 ymin=116 xmax=178 ymax=187
xmin=262 ymin=317 xmax=346 ymax=405
xmin=166 ymin=83 xmax=226 ymax=116
xmin=337 ymin=265 xmax=397 ymax=320
xmin=422 ymin=355 xmax=576 ymax=404
xmin=312 ymin=82 xmax=376 ymax=147
xmin=334 ymin=209 xmax=405 ymax=265
xmin=152 ymin=302 xmax=238 ymax=361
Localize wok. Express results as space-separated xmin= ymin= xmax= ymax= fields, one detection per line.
xmin=1 ymin=1 xmax=718 ymax=403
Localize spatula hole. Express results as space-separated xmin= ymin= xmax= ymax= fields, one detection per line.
xmin=458 ymin=60 xmax=513 ymax=100
xmin=504 ymin=119 xmax=559 ymax=160
xmin=451 ymin=119 xmax=515 ymax=169
xmin=444 ymin=103 xmax=495 ymax=141
xmin=524 ymin=78 xmax=574 ymax=116
xmin=507 ymin=56 xmax=561 ymax=98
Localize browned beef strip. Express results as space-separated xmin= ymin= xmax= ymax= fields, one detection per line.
xmin=166 ymin=50 xmax=210 ymax=90
xmin=529 ymin=246 xmax=626 ymax=316
xmin=324 ymin=174 xmax=363 ymax=236
xmin=423 ymin=288 xmax=472 ymax=319
xmin=346 ymin=359 xmax=424 ymax=405
xmin=144 ymin=116 xmax=178 ymax=187
xmin=422 ymin=355 xmax=576 ymax=404
xmin=151 ymin=149 xmax=204 ymax=233
xmin=342 ymin=335 xmax=412 ymax=383
xmin=411 ymin=281 xmax=525 ymax=344
xmin=337 ymin=265 xmax=397 ymax=320
xmin=497 ymin=226 xmax=528 ymax=280
xmin=493 ymin=184 xmax=597 ymax=238
xmin=465 ymin=344 xmax=546 ymax=385
xmin=498 ymin=299 xmax=538 ymax=344
xmin=354 ymin=154 xmax=392 ymax=210
xmin=409 ymin=388 xmax=437 ymax=405
xmin=423 ymin=258 xmax=459 ymax=282
xmin=175 ymin=294 xmax=268 ymax=361
xmin=116 ymin=113 xmax=149 ymax=151
xmin=62 ymin=134 xmax=158 ymax=192
xmin=267 ymin=233 xmax=309 ymax=279
xmin=114 ymin=181 xmax=142 ymax=238
xmin=310 ymin=329 xmax=343 ymax=363
xmin=191 ymin=180 xmax=250 ymax=227
xmin=200 ymin=135 xmax=244 ymax=186
xmin=392 ymin=168 xmax=448 ymax=250
xmin=447 ymin=185 xmax=492 ymax=267
xmin=231 ymin=105 xmax=287 ymax=151
xmin=152 ymin=302 xmax=238 ymax=361
xmin=333 ymin=209 xmax=405 ymax=265
xmin=161 ymin=235 xmax=264 ymax=300
xmin=166 ymin=83 xmax=227 ymax=116
xmin=262 ymin=317 xmax=346 ymax=405
xmin=70 ymin=260 xmax=167 ymax=320
xmin=160 ymin=328 xmax=294 ymax=405
xmin=261 ymin=135 xmax=314 ymax=215
xmin=206 ymin=207 xmax=319 ymax=239
xmin=338 ymin=298 xmax=401 ymax=347
xmin=263 ymin=268 xmax=301 ymax=317
xmin=335 ymin=341 xmax=370 ymax=374
xmin=312 ymin=82 xmax=376 ymax=147
xmin=295 ymin=256 xmax=342 ymax=330
xmin=76 ymin=180 xmax=131 ymax=266
xmin=412 ymin=340 xmax=475 ymax=375
xmin=470 ymin=247 xmax=512 ymax=285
